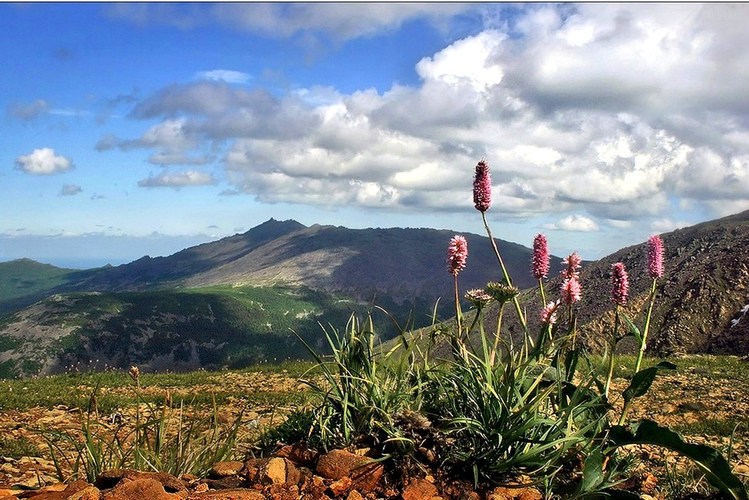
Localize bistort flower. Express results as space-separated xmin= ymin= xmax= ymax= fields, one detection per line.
xmin=473 ymin=160 xmax=492 ymax=213
xmin=562 ymin=252 xmax=582 ymax=279
xmin=647 ymin=235 xmax=664 ymax=279
xmin=541 ymin=300 xmax=559 ymax=325
xmin=561 ymin=277 xmax=582 ymax=305
xmin=531 ymin=233 xmax=550 ymax=280
xmin=447 ymin=235 xmax=468 ymax=275
xmin=611 ymin=262 xmax=629 ymax=306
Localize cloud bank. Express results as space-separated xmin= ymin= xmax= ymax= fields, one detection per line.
xmin=100 ymin=4 xmax=749 ymax=232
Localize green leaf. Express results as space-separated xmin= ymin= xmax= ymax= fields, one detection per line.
xmin=622 ymin=367 xmax=658 ymax=403
xmin=579 ymin=448 xmax=605 ymax=491
xmin=608 ymin=420 xmax=748 ymax=500
xmin=622 ymin=362 xmax=676 ymax=403
xmin=655 ymin=361 xmax=677 ymax=370
xmin=621 ymin=313 xmax=642 ymax=344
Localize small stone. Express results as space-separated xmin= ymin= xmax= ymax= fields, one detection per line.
xmin=68 ymin=486 xmax=102 ymax=500
xmin=260 ymin=457 xmax=287 ymax=485
xmin=346 ymin=491 xmax=365 ymax=500
xmin=487 ymin=486 xmax=542 ymax=500
xmin=402 ymin=478 xmax=439 ymax=500
xmin=209 ymin=462 xmax=245 ymax=478
xmin=678 ymin=401 xmax=708 ymax=412
xmin=329 ymin=476 xmax=353 ymax=497
xmin=186 ymin=490 xmax=265 ymax=500
xmin=315 ymin=450 xmax=383 ymax=492
xmin=274 ymin=443 xmax=319 ymax=468
xmin=101 ymin=478 xmax=183 ymax=500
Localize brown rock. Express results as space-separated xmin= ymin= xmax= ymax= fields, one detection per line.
xmin=186 ymin=490 xmax=265 ymax=500
xmin=346 ymin=491 xmax=364 ymax=500
xmin=487 ymin=486 xmax=542 ymax=500
xmin=64 ymin=481 xmax=93 ymax=495
xmin=328 ymin=476 xmax=353 ymax=497
xmin=95 ymin=470 xmax=187 ymax=495
xmin=274 ymin=443 xmax=319 ymax=468
xmin=315 ymin=450 xmax=383 ymax=492
xmin=202 ymin=477 xmax=246 ymax=490
xmin=67 ymin=486 xmax=101 ymax=500
xmin=402 ymin=479 xmax=440 ymax=500
xmin=260 ymin=458 xmax=287 ymax=485
xmin=209 ymin=462 xmax=245 ymax=479
xmin=268 ymin=484 xmax=300 ymax=500
xmin=240 ymin=459 xmax=264 ymax=483
xmin=101 ymin=478 xmax=183 ymax=500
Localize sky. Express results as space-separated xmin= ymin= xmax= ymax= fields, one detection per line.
xmin=2 ymin=3 xmax=749 ymax=269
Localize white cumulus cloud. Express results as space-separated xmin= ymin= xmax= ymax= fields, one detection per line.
xmin=15 ymin=148 xmax=73 ymax=175
xmin=99 ymin=4 xmax=749 ymax=233
xmin=137 ymin=170 xmax=216 ymax=189
xmin=195 ymin=69 xmax=251 ymax=84
xmin=544 ymin=215 xmax=600 ymax=232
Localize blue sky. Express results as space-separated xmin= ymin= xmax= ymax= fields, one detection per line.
xmin=2 ymin=3 xmax=748 ymax=269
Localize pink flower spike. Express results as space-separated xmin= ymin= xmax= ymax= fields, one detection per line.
xmin=473 ymin=160 xmax=492 ymax=213
xmin=532 ymin=233 xmax=550 ymax=280
xmin=541 ymin=300 xmax=559 ymax=325
xmin=561 ymin=277 xmax=582 ymax=305
xmin=611 ymin=262 xmax=629 ymax=306
xmin=447 ymin=235 xmax=468 ymax=276
xmin=562 ymin=252 xmax=582 ymax=279
xmin=648 ymin=235 xmax=664 ymax=279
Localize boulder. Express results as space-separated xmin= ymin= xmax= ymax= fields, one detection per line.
xmin=100 ymin=478 xmax=184 ymax=500
xmin=315 ymin=450 xmax=383 ymax=493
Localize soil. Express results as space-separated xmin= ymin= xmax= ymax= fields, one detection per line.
xmin=0 ymin=362 xmax=746 ymax=499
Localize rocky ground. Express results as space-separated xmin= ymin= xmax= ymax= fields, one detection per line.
xmin=0 ymin=358 xmax=746 ymax=499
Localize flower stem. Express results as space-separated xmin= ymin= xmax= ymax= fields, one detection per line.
xmin=490 ymin=303 xmax=506 ymax=366
xmin=538 ymin=279 xmax=547 ymax=307
xmin=452 ymin=274 xmax=466 ymax=360
xmin=634 ymin=278 xmax=658 ymax=374
xmin=605 ymin=306 xmax=620 ymax=398
xmin=481 ymin=211 xmax=527 ymax=330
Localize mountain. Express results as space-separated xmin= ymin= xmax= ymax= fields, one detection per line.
xmin=0 ymin=219 xmax=563 ymax=377
xmin=0 ymin=285 xmax=366 ymax=377
xmin=490 ymin=209 xmax=749 ymax=356
xmin=574 ymin=209 xmax=749 ymax=355
xmin=0 ymin=259 xmax=101 ymax=315
xmin=71 ymin=218 xmax=307 ymax=291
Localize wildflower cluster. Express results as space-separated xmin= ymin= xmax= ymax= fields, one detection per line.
xmin=292 ymin=158 xmax=746 ymax=500
xmin=446 ymin=235 xmax=468 ymax=276
xmin=472 ymin=159 xmax=491 ymax=213
xmin=611 ymin=262 xmax=629 ymax=306
xmin=531 ymin=234 xmax=550 ymax=280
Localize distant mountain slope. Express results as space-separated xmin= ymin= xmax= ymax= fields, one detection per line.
xmin=15 ymin=219 xmax=562 ymax=321
xmin=0 ymin=259 xmax=100 ymax=315
xmin=501 ymin=209 xmax=749 ymax=356
xmin=182 ymin=224 xmax=563 ymax=311
xmin=575 ymin=209 xmax=749 ymax=355
xmin=73 ymin=218 xmax=306 ymax=291
xmin=0 ymin=284 xmax=368 ymax=378
xmin=0 ymin=219 xmax=566 ymax=377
